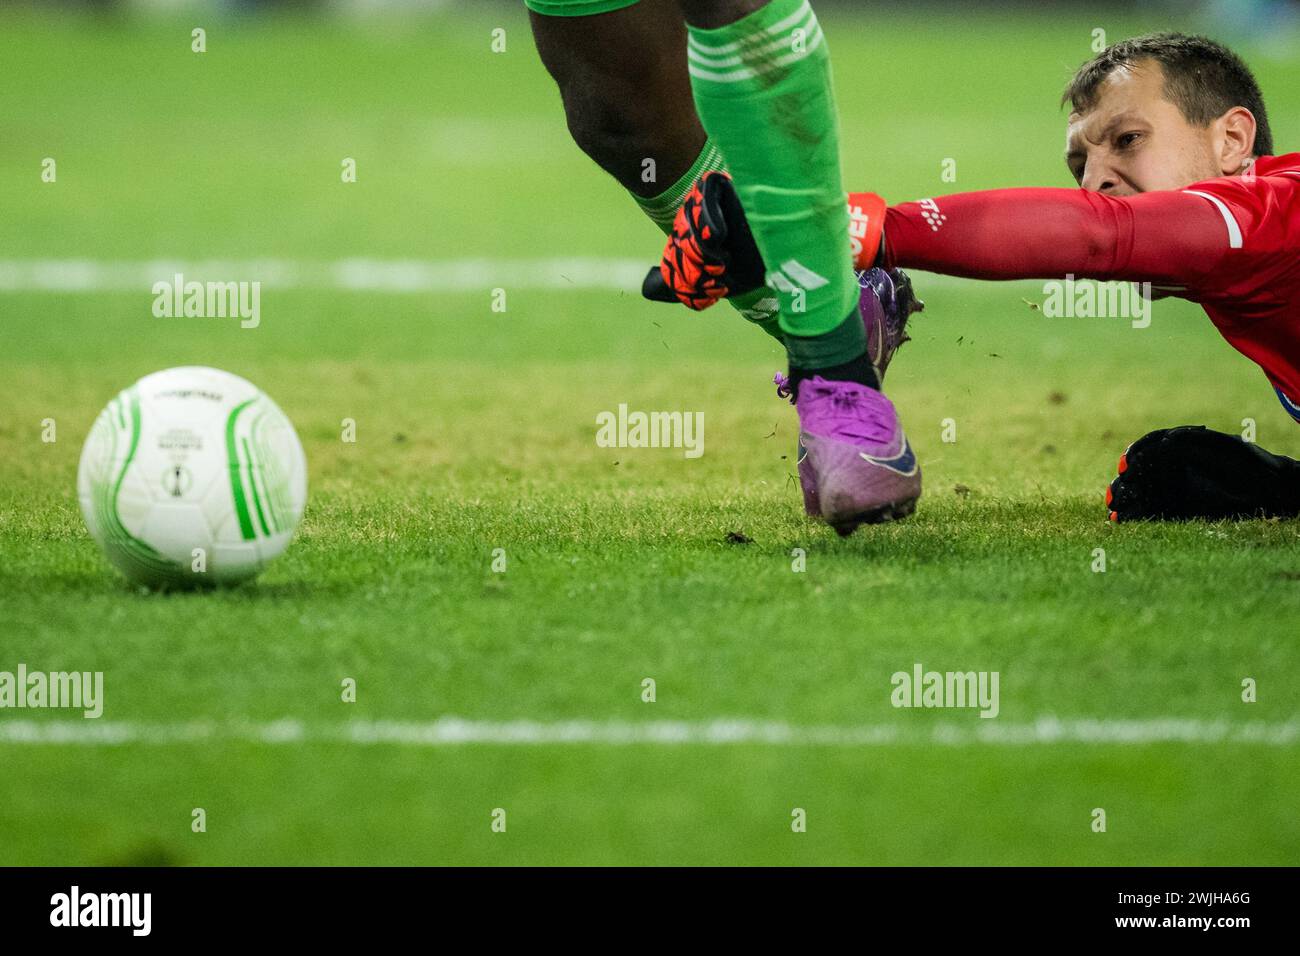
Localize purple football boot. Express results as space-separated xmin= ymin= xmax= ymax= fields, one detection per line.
xmin=776 ymin=267 xmax=923 ymax=518
xmin=796 ymin=377 xmax=921 ymax=534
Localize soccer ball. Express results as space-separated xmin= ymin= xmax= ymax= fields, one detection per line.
xmin=78 ymin=366 xmax=307 ymax=588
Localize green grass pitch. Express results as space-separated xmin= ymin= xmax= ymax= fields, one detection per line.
xmin=1 ymin=5 xmax=1298 ymax=865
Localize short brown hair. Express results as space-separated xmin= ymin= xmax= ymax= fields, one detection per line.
xmin=1062 ymin=32 xmax=1273 ymax=157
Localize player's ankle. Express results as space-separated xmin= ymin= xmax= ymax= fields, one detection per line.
xmin=788 ymin=353 xmax=880 ymax=395
xmin=784 ymin=306 xmax=878 ymax=393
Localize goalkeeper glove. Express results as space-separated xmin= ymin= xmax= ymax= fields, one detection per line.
xmin=1106 ymin=425 xmax=1300 ymax=522
xmin=643 ymin=174 xmax=889 ymax=307
xmin=641 ymin=171 xmax=764 ymax=309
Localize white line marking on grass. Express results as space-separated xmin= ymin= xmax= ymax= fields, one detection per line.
xmin=0 ymin=717 xmax=1295 ymax=747
xmin=0 ymin=259 xmax=974 ymax=294
xmin=0 ymin=259 xmax=649 ymax=293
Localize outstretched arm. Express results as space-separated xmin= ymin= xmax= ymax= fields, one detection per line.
xmin=647 ymin=180 xmax=1249 ymax=308
xmin=855 ymin=187 xmax=1238 ymax=289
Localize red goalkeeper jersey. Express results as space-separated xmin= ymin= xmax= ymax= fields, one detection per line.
xmin=853 ymin=153 xmax=1300 ymax=420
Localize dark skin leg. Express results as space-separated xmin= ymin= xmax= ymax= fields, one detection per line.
xmin=528 ymin=0 xmax=707 ymax=197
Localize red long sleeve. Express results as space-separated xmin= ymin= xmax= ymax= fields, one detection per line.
xmin=873 ymin=187 xmax=1235 ymax=288
xmin=849 ymin=156 xmax=1300 ymax=409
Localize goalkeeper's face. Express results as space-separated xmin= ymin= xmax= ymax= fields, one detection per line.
xmin=1064 ymin=61 xmax=1249 ymax=197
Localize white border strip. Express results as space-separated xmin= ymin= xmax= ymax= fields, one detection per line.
xmin=0 ymin=717 xmax=1295 ymax=747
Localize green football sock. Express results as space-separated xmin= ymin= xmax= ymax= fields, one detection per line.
xmin=632 ymin=138 xmax=782 ymax=343
xmin=686 ymin=0 xmax=863 ymax=368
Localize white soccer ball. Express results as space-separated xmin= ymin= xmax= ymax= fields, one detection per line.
xmin=78 ymin=366 xmax=307 ymax=588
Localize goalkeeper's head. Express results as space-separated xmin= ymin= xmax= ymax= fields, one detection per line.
xmin=1062 ymin=32 xmax=1273 ymax=196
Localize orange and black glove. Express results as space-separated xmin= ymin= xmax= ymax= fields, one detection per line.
xmin=643 ymin=174 xmax=890 ymax=308
xmin=642 ymin=171 xmax=765 ymax=309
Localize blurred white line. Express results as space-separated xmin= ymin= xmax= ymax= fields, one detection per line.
xmin=0 ymin=259 xmax=972 ymax=294
xmin=0 ymin=259 xmax=648 ymax=293
xmin=0 ymin=717 xmax=1295 ymax=747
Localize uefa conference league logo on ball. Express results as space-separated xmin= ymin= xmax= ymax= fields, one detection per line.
xmin=77 ymin=366 xmax=307 ymax=589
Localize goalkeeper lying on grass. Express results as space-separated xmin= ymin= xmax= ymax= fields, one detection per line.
xmin=648 ymin=32 xmax=1300 ymax=523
